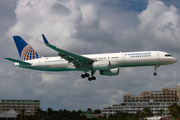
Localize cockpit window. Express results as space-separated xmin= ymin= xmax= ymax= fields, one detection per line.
xmin=165 ymin=54 xmax=172 ymax=57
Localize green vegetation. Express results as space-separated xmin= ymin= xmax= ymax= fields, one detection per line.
xmin=17 ymin=108 xmax=101 ymax=120
xmin=167 ymin=103 xmax=180 ymax=120
xmin=17 ymin=104 xmax=180 ymax=120
xmin=100 ymin=107 xmax=154 ymax=120
xmin=17 ymin=107 xmax=152 ymax=120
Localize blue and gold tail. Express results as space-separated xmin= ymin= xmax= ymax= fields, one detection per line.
xmin=13 ymin=36 xmax=42 ymax=61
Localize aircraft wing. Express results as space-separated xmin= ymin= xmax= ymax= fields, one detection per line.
xmin=42 ymin=34 xmax=95 ymax=69
xmin=4 ymin=58 xmax=31 ymax=65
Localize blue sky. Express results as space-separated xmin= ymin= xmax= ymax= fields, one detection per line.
xmin=0 ymin=0 xmax=180 ymax=111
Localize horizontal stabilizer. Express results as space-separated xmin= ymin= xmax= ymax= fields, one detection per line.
xmin=4 ymin=58 xmax=31 ymax=65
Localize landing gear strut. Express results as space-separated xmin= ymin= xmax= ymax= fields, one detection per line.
xmin=153 ymin=66 xmax=159 ymax=76
xmin=81 ymin=70 xmax=96 ymax=81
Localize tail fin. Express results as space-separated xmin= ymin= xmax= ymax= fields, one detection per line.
xmin=13 ymin=36 xmax=42 ymax=61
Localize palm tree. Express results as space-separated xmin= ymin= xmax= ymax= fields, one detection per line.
xmin=168 ymin=103 xmax=180 ymax=118
xmin=35 ymin=108 xmax=47 ymax=120
xmin=143 ymin=107 xmax=153 ymax=117
xmin=94 ymin=109 xmax=101 ymax=114
xmin=87 ymin=108 xmax=93 ymax=113
xmin=136 ymin=110 xmax=141 ymax=117
xmin=158 ymin=109 xmax=163 ymax=116
xmin=47 ymin=107 xmax=53 ymax=119
xmin=35 ymin=108 xmax=42 ymax=119
xmin=138 ymin=112 xmax=146 ymax=119
xmin=20 ymin=110 xmax=25 ymax=120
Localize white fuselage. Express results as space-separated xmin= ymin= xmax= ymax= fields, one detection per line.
xmin=14 ymin=51 xmax=177 ymax=72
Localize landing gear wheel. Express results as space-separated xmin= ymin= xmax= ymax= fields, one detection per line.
xmin=81 ymin=74 xmax=85 ymax=78
xmin=88 ymin=77 xmax=92 ymax=81
xmin=153 ymin=72 xmax=157 ymax=76
xmin=85 ymin=73 xmax=90 ymax=77
xmin=92 ymin=76 xmax=96 ymax=80
xmin=81 ymin=71 xmax=96 ymax=81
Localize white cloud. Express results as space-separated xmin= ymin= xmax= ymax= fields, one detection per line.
xmin=34 ymin=88 xmax=47 ymax=97
xmin=123 ymin=68 xmax=136 ymax=75
xmin=109 ymin=90 xmax=126 ymax=105
xmin=80 ymin=3 xmax=98 ymax=29
xmin=177 ymin=82 xmax=180 ymax=86
xmin=138 ymin=0 xmax=180 ymax=50
xmin=7 ymin=0 xmax=82 ymax=53
xmin=40 ymin=73 xmax=65 ymax=84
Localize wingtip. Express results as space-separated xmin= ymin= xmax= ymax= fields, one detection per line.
xmin=42 ymin=34 xmax=49 ymax=44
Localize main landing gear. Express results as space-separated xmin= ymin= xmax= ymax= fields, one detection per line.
xmin=153 ymin=65 xmax=159 ymax=76
xmin=81 ymin=70 xmax=96 ymax=81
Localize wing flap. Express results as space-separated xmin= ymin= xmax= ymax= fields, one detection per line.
xmin=42 ymin=34 xmax=95 ymax=69
xmin=5 ymin=58 xmax=32 ymax=65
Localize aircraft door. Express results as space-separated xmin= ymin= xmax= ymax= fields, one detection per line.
xmin=120 ymin=54 xmax=126 ymax=61
xmin=38 ymin=59 xmax=41 ymax=65
xmin=32 ymin=59 xmax=41 ymax=66
xmin=157 ymin=53 xmax=160 ymax=59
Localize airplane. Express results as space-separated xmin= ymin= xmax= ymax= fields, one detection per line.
xmin=5 ymin=34 xmax=177 ymax=81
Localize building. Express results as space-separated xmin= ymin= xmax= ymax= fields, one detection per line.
xmin=123 ymin=86 xmax=180 ymax=103
xmin=81 ymin=113 xmax=101 ymax=120
xmin=0 ymin=99 xmax=40 ymax=115
xmin=0 ymin=109 xmax=18 ymax=120
xmin=101 ymin=85 xmax=180 ymax=116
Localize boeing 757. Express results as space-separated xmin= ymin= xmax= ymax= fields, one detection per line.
xmin=5 ymin=34 xmax=177 ymax=81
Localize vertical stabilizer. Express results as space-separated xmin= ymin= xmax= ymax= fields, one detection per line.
xmin=13 ymin=36 xmax=42 ymax=61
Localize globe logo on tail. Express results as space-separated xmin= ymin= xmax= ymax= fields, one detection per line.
xmin=21 ymin=45 xmax=41 ymax=61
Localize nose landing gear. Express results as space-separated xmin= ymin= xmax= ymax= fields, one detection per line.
xmin=153 ymin=66 xmax=159 ymax=76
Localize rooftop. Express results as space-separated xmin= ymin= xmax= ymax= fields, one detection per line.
xmin=0 ymin=109 xmax=18 ymax=118
xmin=151 ymin=90 xmax=162 ymax=93
xmin=1 ymin=99 xmax=40 ymax=101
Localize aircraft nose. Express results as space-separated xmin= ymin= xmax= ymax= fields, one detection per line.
xmin=172 ymin=58 xmax=177 ymax=63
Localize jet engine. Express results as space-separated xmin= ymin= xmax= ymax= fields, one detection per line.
xmin=100 ymin=68 xmax=119 ymax=76
xmin=92 ymin=61 xmax=110 ymax=70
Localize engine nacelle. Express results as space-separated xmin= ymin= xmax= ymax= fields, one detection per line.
xmin=100 ymin=68 xmax=119 ymax=76
xmin=92 ymin=61 xmax=110 ymax=70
